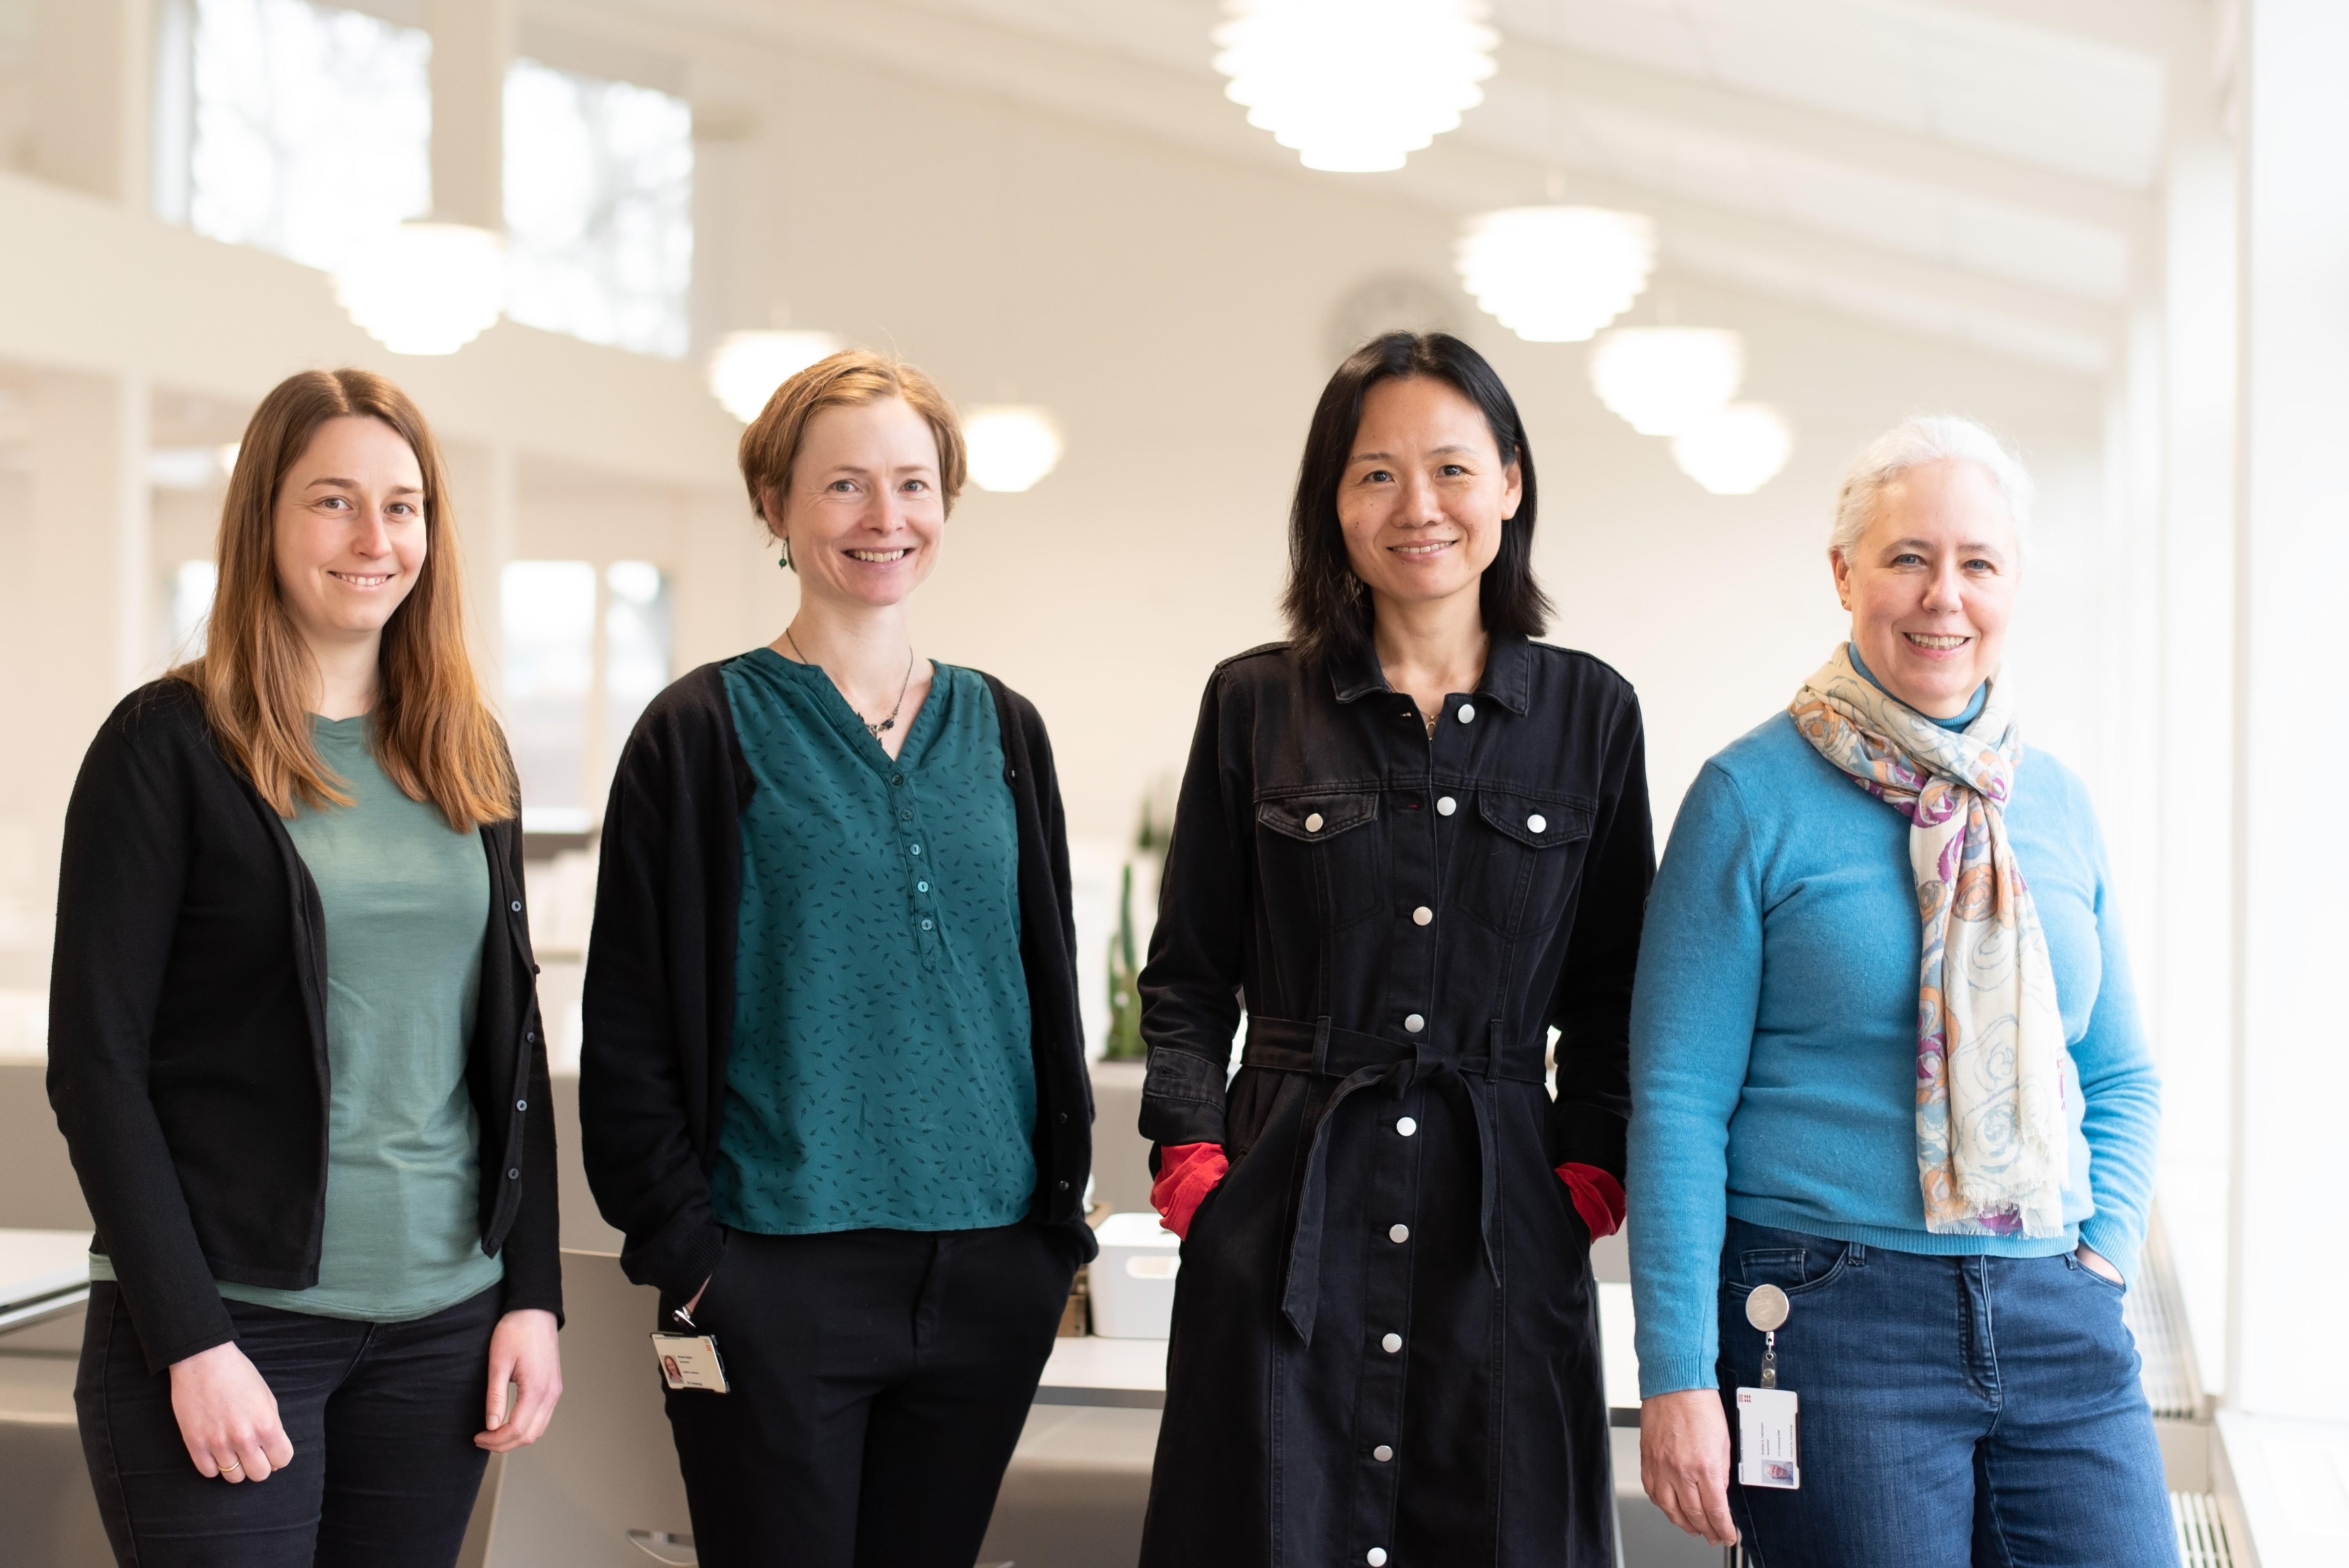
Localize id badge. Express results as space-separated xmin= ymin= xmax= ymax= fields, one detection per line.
xmin=1735 ymin=1386 xmax=1799 ymax=1489
xmin=651 ymin=1332 xmax=729 ymax=1393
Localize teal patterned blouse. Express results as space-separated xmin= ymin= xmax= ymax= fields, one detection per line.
xmin=712 ymin=649 xmax=1037 ymax=1235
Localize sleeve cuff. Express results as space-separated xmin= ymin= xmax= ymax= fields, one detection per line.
xmin=2077 ymin=1213 xmax=2143 ymax=1286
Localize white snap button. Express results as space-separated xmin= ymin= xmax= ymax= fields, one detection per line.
xmin=1305 ymin=812 xmax=1324 ymax=833
xmin=1373 ymin=1443 xmax=1394 ymax=1462
xmin=1368 ymin=1548 xmax=1389 ymax=1566
xmin=1381 ymin=1332 xmax=1402 ymax=1353
xmin=1397 ymin=1117 xmax=1418 ymax=1137
xmin=1527 ymin=814 xmax=1546 ymax=834
xmin=1403 ymin=1013 xmax=1424 ymax=1033
xmin=1412 ymin=906 xmax=1432 ymax=926
xmin=1436 ymin=796 xmax=1456 ymax=816
xmin=1389 ymin=1223 xmax=1410 ymax=1243
xmin=1457 ymin=704 xmax=1475 ymax=723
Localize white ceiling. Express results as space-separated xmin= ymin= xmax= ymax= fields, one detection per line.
xmin=1496 ymin=0 xmax=2167 ymax=189
xmin=650 ymin=0 xmax=2183 ymax=374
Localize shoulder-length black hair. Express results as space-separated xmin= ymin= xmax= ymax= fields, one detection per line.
xmin=1281 ymin=331 xmax=1552 ymax=667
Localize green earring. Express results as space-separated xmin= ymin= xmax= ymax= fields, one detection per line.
xmin=777 ymin=539 xmax=792 ymax=571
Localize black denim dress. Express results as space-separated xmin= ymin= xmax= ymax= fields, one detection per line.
xmin=1137 ymin=636 xmax=1654 ymax=1568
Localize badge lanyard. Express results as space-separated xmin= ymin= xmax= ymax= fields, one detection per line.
xmin=1735 ymin=1284 xmax=1798 ymax=1490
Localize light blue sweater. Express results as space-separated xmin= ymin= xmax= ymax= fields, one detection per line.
xmin=1626 ymin=668 xmax=2161 ymax=1398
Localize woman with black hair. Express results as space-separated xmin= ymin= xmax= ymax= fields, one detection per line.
xmin=1136 ymin=333 xmax=1653 ymax=1566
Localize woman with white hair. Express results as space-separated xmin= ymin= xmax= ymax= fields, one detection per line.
xmin=1628 ymin=417 xmax=2174 ymax=1565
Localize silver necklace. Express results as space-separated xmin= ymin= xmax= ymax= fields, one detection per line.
xmin=786 ymin=630 xmax=915 ymax=739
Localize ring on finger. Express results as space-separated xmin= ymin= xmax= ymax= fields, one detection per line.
xmin=219 ymin=1459 xmax=243 ymax=1476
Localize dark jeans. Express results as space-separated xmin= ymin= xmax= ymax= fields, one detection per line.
xmin=75 ymin=1280 xmax=500 ymax=1568
xmin=661 ymin=1223 xmax=1077 ymax=1568
xmin=1715 ymin=1218 xmax=2179 ymax=1568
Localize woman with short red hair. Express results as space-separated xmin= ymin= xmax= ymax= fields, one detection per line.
xmin=580 ymin=350 xmax=1094 ymax=1568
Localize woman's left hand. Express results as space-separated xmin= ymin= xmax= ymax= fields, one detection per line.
xmin=475 ymin=1308 xmax=562 ymax=1452
xmin=2076 ymin=1243 xmax=2122 ymax=1285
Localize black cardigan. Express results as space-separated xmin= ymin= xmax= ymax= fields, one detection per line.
xmin=46 ymin=681 xmax=562 ymax=1372
xmin=577 ymin=661 xmax=1096 ymax=1301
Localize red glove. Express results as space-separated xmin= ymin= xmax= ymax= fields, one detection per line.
xmin=1151 ymin=1143 xmax=1229 ymax=1239
xmin=1555 ymin=1162 xmax=1625 ymax=1240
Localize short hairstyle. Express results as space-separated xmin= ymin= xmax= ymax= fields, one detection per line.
xmin=178 ymin=368 xmax=514 ymax=831
xmin=1831 ymin=415 xmax=2035 ymax=558
xmin=737 ymin=350 xmax=967 ymax=549
xmin=1281 ymin=331 xmax=1551 ymax=666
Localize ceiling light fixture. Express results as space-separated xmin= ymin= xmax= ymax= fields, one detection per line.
xmin=1588 ymin=327 xmax=1746 ymax=436
xmin=1672 ymin=403 xmax=1795 ymax=495
xmin=333 ymin=222 xmax=507 ymax=355
xmin=964 ymin=407 xmax=1063 ymax=493
xmin=1213 ymin=0 xmax=1497 ymax=174
xmin=707 ymin=330 xmax=844 ymax=423
xmin=1455 ymin=207 xmax=1656 ymax=342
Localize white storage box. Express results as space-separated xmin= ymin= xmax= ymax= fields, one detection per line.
xmin=1088 ymin=1212 xmax=1182 ymax=1339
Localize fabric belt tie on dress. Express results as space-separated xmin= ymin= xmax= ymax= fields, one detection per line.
xmin=1242 ymin=1014 xmax=1538 ymax=1346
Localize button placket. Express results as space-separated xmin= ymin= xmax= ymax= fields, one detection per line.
xmin=1352 ymin=1077 xmax=1422 ymax=1554
xmin=894 ymin=773 xmax=943 ymax=971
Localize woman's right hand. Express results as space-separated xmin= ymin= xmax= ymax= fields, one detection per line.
xmin=168 ymin=1340 xmax=293 ymax=1483
xmin=1640 ymin=1388 xmax=1738 ymax=1545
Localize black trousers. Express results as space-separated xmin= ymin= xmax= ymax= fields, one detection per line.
xmin=75 ymin=1280 xmax=500 ymax=1568
xmin=661 ymin=1223 xmax=1076 ymax=1568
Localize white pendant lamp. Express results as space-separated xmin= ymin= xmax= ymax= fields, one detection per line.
xmin=1587 ymin=327 xmax=1746 ymax=436
xmin=333 ymin=222 xmax=507 ymax=356
xmin=964 ymin=407 xmax=1064 ymax=494
xmin=1455 ymin=207 xmax=1656 ymax=342
xmin=1213 ymin=0 xmax=1498 ymax=174
xmin=707 ymin=330 xmax=845 ymax=423
xmin=1672 ymin=403 xmax=1795 ymax=495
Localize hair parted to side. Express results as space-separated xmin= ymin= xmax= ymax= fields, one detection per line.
xmin=175 ymin=368 xmax=515 ymax=831
xmin=1831 ymin=415 xmax=2035 ymax=559
xmin=1281 ymin=331 xmax=1551 ymax=667
xmin=737 ymin=349 xmax=968 ymax=560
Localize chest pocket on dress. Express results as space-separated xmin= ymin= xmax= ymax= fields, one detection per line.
xmin=1256 ymin=792 xmax=1383 ymax=930
xmin=1459 ymin=791 xmax=1594 ymax=934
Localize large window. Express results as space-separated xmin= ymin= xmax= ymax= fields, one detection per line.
xmin=161 ymin=0 xmax=431 ymax=271
xmin=156 ymin=2 xmax=694 ymax=359
xmin=501 ymin=560 xmax=670 ymax=833
xmin=503 ymin=59 xmax=695 ymax=359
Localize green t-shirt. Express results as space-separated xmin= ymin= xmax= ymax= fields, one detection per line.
xmin=92 ymin=716 xmax=505 ymax=1320
xmin=712 ymin=651 xmax=1037 ymax=1235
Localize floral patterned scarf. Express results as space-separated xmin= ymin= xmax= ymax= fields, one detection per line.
xmin=1788 ymin=645 xmax=2068 ymax=1237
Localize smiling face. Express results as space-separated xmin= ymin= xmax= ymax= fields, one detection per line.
xmin=1831 ymin=457 xmax=2021 ymax=718
xmin=270 ymin=414 xmax=427 ymax=649
xmin=1335 ymin=375 xmax=1521 ymax=614
xmin=766 ymin=396 xmax=946 ymax=612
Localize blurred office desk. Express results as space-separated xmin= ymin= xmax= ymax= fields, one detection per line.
xmin=1035 ymin=1333 xmax=1166 ymax=1408
xmin=0 ymin=1228 xmax=109 ymax=1568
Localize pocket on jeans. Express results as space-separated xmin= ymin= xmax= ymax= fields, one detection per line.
xmin=2064 ymin=1251 xmax=2127 ymax=1295
xmin=1729 ymin=1229 xmax=1851 ymax=1296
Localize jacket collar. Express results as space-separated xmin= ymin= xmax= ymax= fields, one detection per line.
xmin=1329 ymin=631 xmax=1533 ymax=715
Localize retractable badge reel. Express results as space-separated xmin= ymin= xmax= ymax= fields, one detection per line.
xmin=1735 ymin=1285 xmax=1798 ymax=1490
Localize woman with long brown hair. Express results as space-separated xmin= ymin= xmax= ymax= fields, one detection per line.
xmin=47 ymin=368 xmax=563 ymax=1568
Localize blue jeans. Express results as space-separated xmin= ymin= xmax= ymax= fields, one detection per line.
xmin=1714 ymin=1218 xmax=2179 ymax=1568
